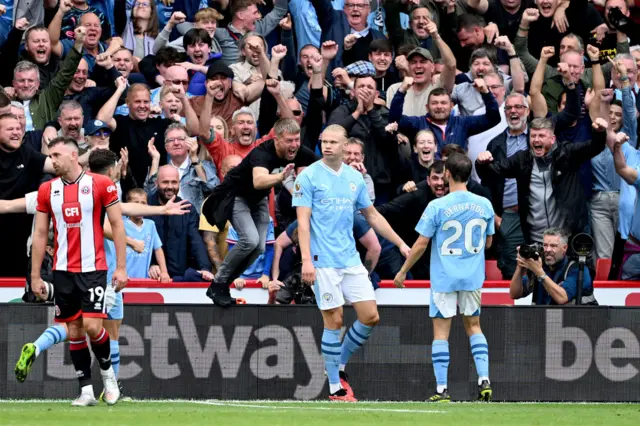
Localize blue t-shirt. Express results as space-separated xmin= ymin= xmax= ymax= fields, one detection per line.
xmin=292 ymin=161 xmax=372 ymax=269
xmin=416 ymin=191 xmax=495 ymax=292
xmin=105 ymin=218 xmax=163 ymax=282
xmin=629 ymin=171 xmax=640 ymax=240
xmin=0 ymin=0 xmax=13 ymax=47
xmin=61 ymin=39 xmax=108 ymax=73
xmin=521 ymin=257 xmax=593 ymax=305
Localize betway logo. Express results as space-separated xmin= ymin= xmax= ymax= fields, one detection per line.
xmin=545 ymin=310 xmax=640 ymax=382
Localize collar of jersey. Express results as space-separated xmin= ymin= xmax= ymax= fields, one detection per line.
xmin=320 ymin=160 xmax=343 ymax=176
xmin=61 ymin=170 xmax=85 ymax=186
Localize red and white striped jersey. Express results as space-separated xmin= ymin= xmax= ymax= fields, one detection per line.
xmin=36 ymin=171 xmax=119 ymax=273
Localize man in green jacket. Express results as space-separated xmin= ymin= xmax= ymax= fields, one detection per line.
xmin=11 ymin=26 xmax=85 ymax=131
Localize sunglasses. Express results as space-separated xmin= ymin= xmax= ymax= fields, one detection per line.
xmin=92 ymin=130 xmax=111 ymax=138
xmin=171 ymin=79 xmax=189 ymax=86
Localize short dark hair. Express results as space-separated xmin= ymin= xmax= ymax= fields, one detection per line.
xmin=126 ymin=188 xmax=147 ymax=202
xmin=469 ymin=47 xmax=497 ymax=69
xmin=88 ymin=149 xmax=118 ymax=174
xmin=184 ymin=28 xmax=212 ymax=51
xmin=397 ymin=44 xmax=417 ymax=57
xmin=441 ymin=144 xmax=465 ymax=159
xmin=457 ymin=13 xmax=485 ymax=32
xmin=428 ymin=87 xmax=450 ymax=103
xmin=369 ymin=38 xmax=393 ymax=54
xmin=0 ymin=112 xmax=18 ymax=123
xmin=611 ymin=99 xmax=623 ymax=109
xmin=231 ymin=0 xmax=256 ymax=16
xmin=429 ymin=159 xmax=445 ymax=176
xmin=155 ymin=47 xmax=182 ymax=67
xmin=48 ymin=136 xmax=79 ymax=151
xmin=24 ymin=25 xmax=48 ymax=44
xmin=445 ymin=153 xmax=472 ymax=183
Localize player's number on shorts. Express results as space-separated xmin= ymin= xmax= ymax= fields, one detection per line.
xmin=89 ymin=287 xmax=105 ymax=303
xmin=441 ymin=218 xmax=487 ymax=256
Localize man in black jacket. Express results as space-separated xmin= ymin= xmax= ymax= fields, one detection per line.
xmin=476 ymin=116 xmax=608 ymax=250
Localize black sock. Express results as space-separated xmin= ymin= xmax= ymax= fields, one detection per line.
xmin=89 ymin=328 xmax=112 ymax=370
xmin=70 ymin=339 xmax=92 ymax=389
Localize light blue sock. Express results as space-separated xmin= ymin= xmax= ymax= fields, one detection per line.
xmin=110 ymin=339 xmax=120 ymax=378
xmin=33 ymin=325 xmax=67 ymax=357
xmin=322 ymin=329 xmax=342 ymax=393
xmin=470 ymin=333 xmax=489 ymax=381
xmin=432 ymin=340 xmax=450 ymax=388
xmin=340 ymin=320 xmax=373 ymax=369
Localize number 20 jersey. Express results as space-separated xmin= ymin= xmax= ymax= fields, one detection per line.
xmin=36 ymin=171 xmax=120 ymax=273
xmin=416 ymin=191 xmax=495 ymax=293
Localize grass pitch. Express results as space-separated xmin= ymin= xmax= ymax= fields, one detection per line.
xmin=0 ymin=400 xmax=638 ymax=426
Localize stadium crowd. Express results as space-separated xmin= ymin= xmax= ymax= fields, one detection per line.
xmin=1 ymin=0 xmax=640 ymax=306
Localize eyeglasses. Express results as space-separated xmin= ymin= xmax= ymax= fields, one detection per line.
xmin=165 ymin=137 xmax=187 ymax=144
xmin=487 ymin=84 xmax=504 ymax=90
xmin=345 ymin=3 xmax=368 ymax=10
xmin=171 ymin=79 xmax=189 ymax=86
xmin=505 ymin=105 xmax=527 ymax=111
xmin=135 ymin=1 xmax=150 ymax=6
xmin=92 ymin=130 xmax=111 ymax=138
xmin=292 ymin=110 xmax=302 ymax=116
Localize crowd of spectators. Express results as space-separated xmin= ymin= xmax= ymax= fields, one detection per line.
xmin=1 ymin=0 xmax=640 ymax=306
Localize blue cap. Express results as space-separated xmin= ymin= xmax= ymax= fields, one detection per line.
xmin=85 ymin=119 xmax=110 ymax=136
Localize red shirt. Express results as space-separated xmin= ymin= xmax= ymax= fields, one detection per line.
xmin=36 ymin=171 xmax=119 ymax=273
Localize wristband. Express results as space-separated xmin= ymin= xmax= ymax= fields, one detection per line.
xmin=518 ymin=26 xmax=529 ymax=31
xmin=191 ymin=161 xmax=200 ymax=167
xmin=508 ymin=54 xmax=518 ymax=60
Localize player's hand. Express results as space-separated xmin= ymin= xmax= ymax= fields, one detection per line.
xmin=393 ymin=271 xmax=407 ymax=288
xmin=609 ymin=56 xmax=629 ymax=78
xmin=399 ymin=243 xmax=411 ymax=258
xmin=592 ymin=117 xmax=609 ymax=132
xmin=159 ymin=272 xmax=172 ymax=283
xmin=476 ymin=151 xmax=494 ymax=164
xmin=402 ymin=181 xmax=417 ymax=192
xmin=199 ymin=270 xmax=214 ymax=281
xmin=163 ymin=195 xmax=191 ymax=215
xmin=149 ymin=265 xmax=161 ymax=280
xmin=234 ymin=278 xmax=246 ymax=290
xmin=301 ymin=260 xmax=316 ymax=285
xmin=113 ymin=267 xmax=128 ymax=292
xmin=30 ymin=278 xmax=47 ymax=301
xmin=129 ymin=239 xmax=145 ymax=253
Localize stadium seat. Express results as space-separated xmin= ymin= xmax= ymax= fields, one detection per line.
xmin=595 ymin=258 xmax=612 ymax=281
xmin=625 ymin=293 xmax=640 ymax=306
xmin=485 ymin=260 xmax=502 ymax=280
xmin=481 ymin=293 xmax=514 ymax=305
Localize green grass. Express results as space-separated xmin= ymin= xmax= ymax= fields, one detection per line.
xmin=0 ymin=401 xmax=639 ymax=426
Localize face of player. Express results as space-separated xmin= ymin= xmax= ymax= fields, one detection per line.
xmin=299 ymin=46 xmax=319 ymax=78
xmin=542 ymin=234 xmax=567 ymax=267
xmin=113 ymin=50 xmax=134 ymax=78
xmin=471 ymin=56 xmax=493 ymax=79
xmin=320 ymin=130 xmax=345 ymax=161
xmin=427 ymin=94 xmax=452 ymax=122
xmin=427 ymin=170 xmax=447 ymax=198
xmin=343 ymin=142 xmax=364 ymax=165
xmin=530 ymin=128 xmax=555 ymax=157
xmin=275 ymin=131 xmax=301 ymax=161
xmin=196 ymin=19 xmax=217 ymax=38
xmin=10 ymin=106 xmax=26 ymax=134
xmin=410 ymin=7 xmax=430 ymax=39
xmin=536 ymin=0 xmax=558 ymax=18
xmin=232 ymin=113 xmax=256 ymax=146
xmin=127 ymin=89 xmax=151 ymax=121
xmin=49 ymin=143 xmax=78 ymax=177
xmin=161 ymin=92 xmax=183 ymax=118
xmin=26 ymin=29 xmax=51 ymax=65
xmin=504 ymin=95 xmax=529 ymax=131
xmin=164 ymin=129 xmax=189 ymax=159
xmin=81 ymin=13 xmax=102 ymax=49
xmin=559 ymin=36 xmax=580 ymax=57
xmin=187 ymin=40 xmax=211 ymax=66
xmin=612 ymin=57 xmax=638 ymax=88
xmin=561 ymin=51 xmax=584 ymax=84
xmin=239 ymin=5 xmax=261 ymax=31
xmin=0 ymin=117 xmax=23 ymax=152
xmin=69 ymin=59 xmax=89 ymax=93
xmin=484 ymin=74 xmax=506 ymax=105
xmin=58 ymin=108 xmax=84 ymax=140
xmin=157 ymin=168 xmax=180 ymax=202
xmin=409 ymin=56 xmax=433 ymax=84
xmin=369 ymin=50 xmax=393 ymax=74
xmin=456 ymin=27 xmax=484 ymax=49
xmin=344 ymin=0 xmax=370 ymax=31
xmin=609 ymin=104 xmax=623 ymax=132
xmin=209 ymin=74 xmax=231 ymax=102
xmin=210 ymin=116 xmax=226 ymax=138
xmin=414 ymin=133 xmax=436 ymax=166
xmin=13 ymin=69 xmax=39 ymax=101
xmin=242 ymin=36 xmax=263 ymax=67
xmin=87 ymin=130 xmax=111 ymax=150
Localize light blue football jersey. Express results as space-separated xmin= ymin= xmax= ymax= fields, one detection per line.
xmin=628 ymin=169 xmax=640 ymax=240
xmin=292 ymin=161 xmax=372 ymax=269
xmin=416 ymin=191 xmax=495 ymax=292
xmin=105 ymin=218 xmax=163 ymax=282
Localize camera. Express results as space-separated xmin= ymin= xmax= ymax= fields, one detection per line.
xmin=571 ymin=233 xmax=594 ymax=258
xmin=279 ymin=272 xmax=316 ymax=305
xmin=519 ymin=243 xmax=543 ymax=260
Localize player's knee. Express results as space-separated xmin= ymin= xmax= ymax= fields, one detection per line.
xmin=361 ymin=311 xmax=380 ymax=327
xmin=83 ymin=321 xmax=103 ymax=338
xmin=325 ymin=310 xmax=344 ymax=329
xmin=67 ymin=320 xmax=84 ymax=339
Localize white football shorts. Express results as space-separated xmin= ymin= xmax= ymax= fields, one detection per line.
xmin=429 ymin=289 xmax=482 ymax=318
xmin=313 ymin=264 xmax=376 ymax=310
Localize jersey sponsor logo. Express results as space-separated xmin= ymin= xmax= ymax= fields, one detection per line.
xmin=53 ymin=190 xmax=61 ymax=196
xmin=319 ymin=198 xmax=354 ymax=211
xmin=94 ymin=302 xmax=102 ymax=310
xmin=81 ymin=186 xmax=91 ymax=195
xmin=106 ymin=185 xmax=117 ymax=193
xmin=62 ymin=202 xmax=83 ymax=224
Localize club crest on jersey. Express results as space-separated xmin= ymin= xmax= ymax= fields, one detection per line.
xmin=55 ymin=305 xmax=61 ymax=317
xmin=349 ymin=182 xmax=356 ymax=192
xmin=81 ymin=186 xmax=91 ymax=195
xmin=322 ymin=293 xmax=333 ymax=303
xmin=295 ymin=183 xmax=300 ymax=191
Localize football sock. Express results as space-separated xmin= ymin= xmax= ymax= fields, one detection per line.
xmin=70 ymin=339 xmax=92 ymax=389
xmin=322 ymin=328 xmax=342 ymax=394
xmin=470 ymin=333 xmax=489 ymax=384
xmin=432 ymin=340 xmax=450 ymax=391
xmin=89 ymin=328 xmax=112 ymax=370
xmin=33 ymin=325 xmax=67 ymax=357
xmin=110 ymin=339 xmax=120 ymax=378
xmin=340 ymin=320 xmax=373 ymax=369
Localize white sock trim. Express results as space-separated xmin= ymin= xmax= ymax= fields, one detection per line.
xmin=478 ymin=376 xmax=490 ymax=385
xmin=329 ymin=382 xmax=343 ymax=394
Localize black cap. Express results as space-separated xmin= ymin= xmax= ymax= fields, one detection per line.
xmin=85 ymin=119 xmax=111 ymax=136
xmin=206 ymin=61 xmax=234 ymax=80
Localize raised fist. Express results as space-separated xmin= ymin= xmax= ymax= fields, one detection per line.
xmin=476 ymin=151 xmax=494 ymax=164
xmin=592 ymin=117 xmax=609 ymax=132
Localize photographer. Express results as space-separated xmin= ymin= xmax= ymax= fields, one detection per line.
xmin=510 ymin=228 xmax=595 ymax=305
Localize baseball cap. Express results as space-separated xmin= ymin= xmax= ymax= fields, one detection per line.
xmin=85 ymin=119 xmax=111 ymax=136
xmin=407 ymin=47 xmax=434 ymax=62
xmin=206 ymin=61 xmax=234 ymax=80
